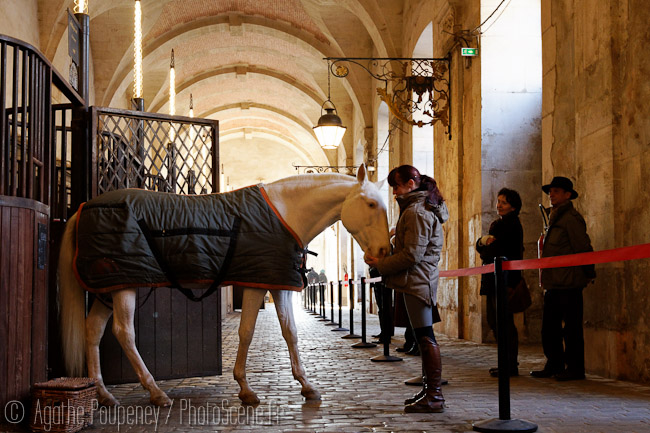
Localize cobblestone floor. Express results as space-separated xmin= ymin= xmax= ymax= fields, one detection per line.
xmin=23 ymin=296 xmax=650 ymax=432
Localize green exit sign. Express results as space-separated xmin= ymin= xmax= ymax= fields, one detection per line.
xmin=461 ymin=47 xmax=478 ymax=56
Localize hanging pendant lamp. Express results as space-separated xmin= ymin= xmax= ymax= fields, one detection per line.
xmin=314 ymin=62 xmax=346 ymax=149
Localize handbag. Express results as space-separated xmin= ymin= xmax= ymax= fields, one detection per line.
xmin=507 ymin=277 xmax=532 ymax=313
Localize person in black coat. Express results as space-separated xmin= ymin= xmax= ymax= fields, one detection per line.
xmin=476 ymin=188 xmax=524 ymax=377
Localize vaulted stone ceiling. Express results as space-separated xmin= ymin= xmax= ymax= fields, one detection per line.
xmin=38 ymin=0 xmax=407 ymax=187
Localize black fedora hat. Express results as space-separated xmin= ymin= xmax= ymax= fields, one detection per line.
xmin=542 ymin=176 xmax=578 ymax=199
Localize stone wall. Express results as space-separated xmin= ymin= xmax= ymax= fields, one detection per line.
xmin=543 ymin=0 xmax=650 ymax=382
xmin=0 ymin=0 xmax=40 ymax=48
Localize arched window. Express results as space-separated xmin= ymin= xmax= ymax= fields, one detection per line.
xmin=412 ymin=22 xmax=434 ymax=176
xmin=376 ymin=102 xmax=390 ymax=207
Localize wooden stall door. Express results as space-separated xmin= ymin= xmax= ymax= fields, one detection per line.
xmin=0 ymin=196 xmax=49 ymax=410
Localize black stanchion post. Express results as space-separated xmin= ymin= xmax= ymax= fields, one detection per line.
xmin=330 ymin=281 xmax=335 ymax=322
xmin=473 ymin=257 xmax=538 ymax=433
xmin=307 ymin=284 xmax=312 ymax=312
xmin=332 ymin=280 xmax=348 ymax=332
xmin=352 ymin=277 xmax=377 ymax=348
xmin=319 ymin=283 xmax=329 ymax=321
xmin=372 ymin=279 xmax=402 ymax=362
xmin=325 ymin=281 xmax=337 ymax=326
xmin=316 ymin=283 xmax=322 ymax=317
xmin=310 ymin=284 xmax=319 ymax=315
xmin=342 ymin=279 xmax=361 ymax=339
xmin=307 ymin=284 xmax=311 ymax=311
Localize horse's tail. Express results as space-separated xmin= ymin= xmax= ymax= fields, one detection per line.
xmin=58 ymin=213 xmax=86 ymax=376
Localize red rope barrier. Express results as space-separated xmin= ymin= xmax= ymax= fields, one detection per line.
xmin=438 ymin=242 xmax=650 ymax=278
xmin=440 ymin=264 xmax=494 ymax=278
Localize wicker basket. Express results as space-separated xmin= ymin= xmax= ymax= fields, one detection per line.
xmin=29 ymin=377 xmax=97 ymax=433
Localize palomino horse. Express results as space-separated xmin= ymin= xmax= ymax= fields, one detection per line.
xmin=58 ymin=165 xmax=389 ymax=407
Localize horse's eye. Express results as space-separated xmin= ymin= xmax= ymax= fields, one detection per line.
xmin=368 ymin=201 xmax=377 ymax=209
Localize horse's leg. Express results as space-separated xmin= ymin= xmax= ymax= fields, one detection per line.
xmin=273 ymin=290 xmax=321 ymax=401
xmin=111 ymin=289 xmax=172 ymax=407
xmin=85 ymin=299 xmax=119 ymax=406
xmin=234 ymin=288 xmax=267 ymax=405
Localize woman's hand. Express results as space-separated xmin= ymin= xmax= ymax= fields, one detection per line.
xmin=364 ymin=253 xmax=379 ymax=268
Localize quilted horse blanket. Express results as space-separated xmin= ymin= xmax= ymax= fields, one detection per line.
xmin=73 ymin=185 xmax=306 ymax=294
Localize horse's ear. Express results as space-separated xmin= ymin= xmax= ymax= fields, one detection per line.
xmin=356 ymin=164 xmax=367 ymax=184
xmin=375 ymin=178 xmax=386 ymax=190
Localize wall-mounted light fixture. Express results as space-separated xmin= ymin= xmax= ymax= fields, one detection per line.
xmin=292 ymin=164 xmax=358 ymax=176
xmin=313 ymin=60 xmax=346 ymax=150
xmin=326 ymin=57 xmax=451 ymax=139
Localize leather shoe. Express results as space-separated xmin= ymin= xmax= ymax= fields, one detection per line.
xmin=555 ymin=371 xmax=585 ymax=381
xmin=396 ymin=342 xmax=414 ymax=353
xmin=489 ymin=367 xmax=519 ymax=378
xmin=530 ymin=368 xmax=561 ymax=378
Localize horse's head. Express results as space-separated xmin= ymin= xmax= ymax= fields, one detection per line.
xmin=340 ymin=165 xmax=391 ymax=259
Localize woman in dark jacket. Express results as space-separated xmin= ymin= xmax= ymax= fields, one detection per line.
xmin=365 ymin=165 xmax=448 ymax=413
xmin=476 ymin=187 xmax=523 ymax=377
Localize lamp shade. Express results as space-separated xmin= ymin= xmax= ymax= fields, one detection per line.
xmin=314 ymin=107 xmax=346 ymax=149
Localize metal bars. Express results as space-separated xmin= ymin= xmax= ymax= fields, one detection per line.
xmin=0 ymin=37 xmax=52 ymax=203
xmin=92 ymin=107 xmax=218 ymax=198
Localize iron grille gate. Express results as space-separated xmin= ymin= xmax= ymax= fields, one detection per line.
xmin=91 ymin=106 xmax=219 ymax=197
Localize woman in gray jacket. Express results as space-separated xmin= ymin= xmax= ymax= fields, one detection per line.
xmin=365 ymin=165 xmax=448 ymax=413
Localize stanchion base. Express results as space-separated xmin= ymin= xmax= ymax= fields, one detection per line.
xmin=331 ymin=327 xmax=349 ymax=332
xmin=324 ymin=322 xmax=338 ymax=326
xmin=352 ymin=341 xmax=377 ymax=348
xmin=473 ymin=418 xmax=538 ymax=432
xmin=341 ymin=334 xmax=361 ymax=339
xmin=318 ymin=318 xmax=329 ymax=322
xmin=405 ymin=375 xmax=423 ymax=386
xmin=371 ymin=354 xmax=403 ymax=362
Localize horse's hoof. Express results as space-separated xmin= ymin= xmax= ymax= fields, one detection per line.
xmin=98 ymin=394 xmax=120 ymax=407
xmin=238 ymin=391 xmax=260 ymax=406
xmin=151 ymin=394 xmax=173 ymax=407
xmin=301 ymin=388 xmax=321 ymax=401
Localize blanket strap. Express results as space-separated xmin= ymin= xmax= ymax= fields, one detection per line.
xmin=136 ymin=217 xmax=242 ymax=302
xmin=297 ymin=248 xmax=318 ymax=288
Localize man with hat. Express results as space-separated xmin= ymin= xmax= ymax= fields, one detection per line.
xmin=531 ymin=177 xmax=596 ymax=381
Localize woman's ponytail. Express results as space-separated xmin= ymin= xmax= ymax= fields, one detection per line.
xmin=387 ymin=165 xmax=444 ymax=206
xmin=418 ymin=174 xmax=444 ymax=206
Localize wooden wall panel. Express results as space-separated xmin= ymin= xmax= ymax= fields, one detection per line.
xmin=0 ymin=197 xmax=49 ymax=409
